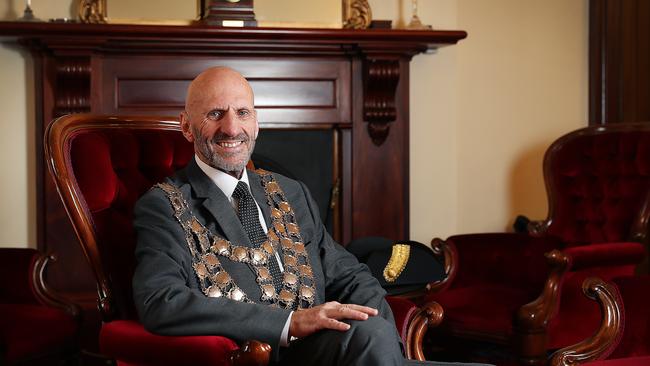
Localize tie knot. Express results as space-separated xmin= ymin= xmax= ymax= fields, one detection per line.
xmin=233 ymin=181 xmax=250 ymax=200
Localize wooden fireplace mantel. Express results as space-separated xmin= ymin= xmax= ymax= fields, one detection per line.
xmin=0 ymin=21 xmax=466 ymax=294
xmin=0 ymin=22 xmax=465 ymax=54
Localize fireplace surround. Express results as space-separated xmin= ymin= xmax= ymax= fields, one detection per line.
xmin=0 ymin=22 xmax=466 ymax=298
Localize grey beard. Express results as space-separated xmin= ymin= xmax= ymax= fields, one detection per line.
xmin=197 ymin=136 xmax=255 ymax=174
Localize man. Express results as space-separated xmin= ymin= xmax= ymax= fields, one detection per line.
xmin=132 ymin=67 xmax=476 ymax=365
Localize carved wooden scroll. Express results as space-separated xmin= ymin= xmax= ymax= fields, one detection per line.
xmin=363 ymin=59 xmax=400 ymax=146
xmin=54 ymin=57 xmax=91 ymax=117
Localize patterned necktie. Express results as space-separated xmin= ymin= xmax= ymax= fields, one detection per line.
xmin=232 ymin=181 xmax=284 ymax=292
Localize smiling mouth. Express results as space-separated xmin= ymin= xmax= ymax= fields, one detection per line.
xmin=216 ymin=141 xmax=244 ymax=148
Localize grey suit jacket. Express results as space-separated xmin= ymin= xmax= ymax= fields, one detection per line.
xmin=132 ymin=157 xmax=393 ymax=352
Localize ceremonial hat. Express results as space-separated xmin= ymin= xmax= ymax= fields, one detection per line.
xmin=346 ymin=237 xmax=446 ymax=296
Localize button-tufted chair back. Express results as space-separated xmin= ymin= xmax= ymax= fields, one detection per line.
xmin=544 ymin=123 xmax=650 ymax=245
xmin=46 ymin=115 xmax=193 ymax=320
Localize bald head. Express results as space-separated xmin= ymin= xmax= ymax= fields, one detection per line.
xmin=185 ymin=67 xmax=254 ymax=113
xmin=180 ymin=67 xmax=259 ymax=178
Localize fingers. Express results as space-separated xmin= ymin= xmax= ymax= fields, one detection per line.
xmin=341 ymin=303 xmax=379 ymax=317
xmin=324 ymin=302 xmax=378 ymax=321
xmin=289 ymin=302 xmax=380 ymax=339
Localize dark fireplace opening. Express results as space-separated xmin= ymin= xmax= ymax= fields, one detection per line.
xmin=252 ymin=129 xmax=336 ymax=237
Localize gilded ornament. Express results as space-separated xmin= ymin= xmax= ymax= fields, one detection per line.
xmin=343 ymin=0 xmax=372 ymax=30
xmin=298 ymin=265 xmax=313 ymax=277
xmin=191 ymin=218 xmax=203 ymax=233
xmin=171 ymin=196 xmax=184 ymax=209
xmin=229 ymin=288 xmax=245 ymax=301
xmin=294 ymin=242 xmax=305 ymax=254
xmin=268 ymin=230 xmax=279 ymax=243
xmin=204 ymin=253 xmax=219 ymax=267
xmin=207 ymin=286 xmax=222 ymax=298
xmin=284 ymin=255 xmax=298 ymax=267
xmin=262 ymin=241 xmax=274 ymax=254
xmin=271 ymin=207 xmax=283 ymax=219
xmin=233 ymin=247 xmax=248 ymax=262
xmin=279 ymin=289 xmax=295 ymax=303
xmin=258 ymin=267 xmax=272 ymax=282
xmin=281 ymin=237 xmax=293 ymax=250
xmin=300 ymin=285 xmax=314 ymax=300
xmin=284 ymin=272 xmax=298 ymax=287
xmin=212 ymin=238 xmax=230 ymax=256
xmin=274 ymin=221 xmax=286 ymax=234
xmin=287 ymin=223 xmax=300 ymax=235
xmin=78 ymin=0 xmax=107 ymax=24
xmin=250 ymin=249 xmax=266 ymax=265
xmin=215 ymin=271 xmax=231 ymax=286
xmin=382 ymin=244 xmax=410 ymax=283
xmin=261 ymin=285 xmax=276 ymax=300
xmin=195 ymin=263 xmax=208 ymax=278
xmin=279 ymin=201 xmax=291 ymax=213
xmin=266 ymin=181 xmax=280 ymax=193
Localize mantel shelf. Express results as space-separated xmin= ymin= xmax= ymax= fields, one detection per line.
xmin=0 ymin=21 xmax=466 ymax=56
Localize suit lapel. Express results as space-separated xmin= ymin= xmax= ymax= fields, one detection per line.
xmin=248 ymin=169 xmax=272 ymax=231
xmin=186 ymin=158 xmax=253 ymax=247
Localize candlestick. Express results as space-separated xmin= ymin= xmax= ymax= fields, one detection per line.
xmin=406 ymin=0 xmax=432 ymax=30
xmin=20 ymin=0 xmax=41 ymax=22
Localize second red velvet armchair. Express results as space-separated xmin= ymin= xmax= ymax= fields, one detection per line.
xmin=425 ymin=123 xmax=650 ymax=365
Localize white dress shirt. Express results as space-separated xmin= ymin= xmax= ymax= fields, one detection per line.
xmin=194 ymin=155 xmax=293 ymax=346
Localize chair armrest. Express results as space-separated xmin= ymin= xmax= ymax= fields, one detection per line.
xmin=563 ymin=242 xmax=646 ymax=271
xmin=0 ymin=248 xmax=80 ymax=318
xmin=100 ymin=320 xmax=271 ymax=366
xmin=515 ymin=250 xmax=571 ymax=364
xmin=386 ymin=296 xmax=444 ymax=361
xmin=231 ymin=341 xmax=272 ymax=366
xmin=548 ymin=278 xmax=623 ymax=366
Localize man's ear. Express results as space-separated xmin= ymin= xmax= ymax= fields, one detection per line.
xmin=180 ymin=111 xmax=194 ymax=142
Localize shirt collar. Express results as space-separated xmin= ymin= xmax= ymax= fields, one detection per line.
xmin=194 ymin=154 xmax=250 ymax=200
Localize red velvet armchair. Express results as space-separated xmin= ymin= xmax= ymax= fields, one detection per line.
xmin=0 ymin=248 xmax=81 ymax=365
xmin=45 ymin=114 xmax=441 ymax=365
xmin=424 ymin=123 xmax=650 ymax=365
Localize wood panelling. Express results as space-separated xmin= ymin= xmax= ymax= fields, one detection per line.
xmin=590 ymin=0 xmax=650 ymax=124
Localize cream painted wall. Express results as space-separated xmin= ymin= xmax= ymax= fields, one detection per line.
xmin=0 ymin=0 xmax=587 ymax=247
xmin=454 ymin=0 xmax=588 ymax=234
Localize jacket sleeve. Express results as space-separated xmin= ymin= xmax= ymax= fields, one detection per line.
xmin=132 ymin=186 xmax=291 ymax=349
xmin=296 ymin=182 xmax=396 ymax=324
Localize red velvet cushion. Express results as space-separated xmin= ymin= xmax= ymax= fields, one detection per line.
xmin=609 ymin=276 xmax=650 ymax=359
xmin=100 ymin=320 xmax=238 ymax=365
xmin=385 ymin=296 xmax=419 ymax=344
xmin=0 ymin=304 xmax=77 ymax=363
xmin=563 ymin=243 xmax=646 ymax=270
xmin=429 ymin=285 xmax=537 ymax=338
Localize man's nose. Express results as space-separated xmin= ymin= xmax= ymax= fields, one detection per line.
xmin=219 ymin=110 xmax=240 ymax=136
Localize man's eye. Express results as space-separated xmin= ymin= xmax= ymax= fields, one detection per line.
xmin=237 ymin=109 xmax=251 ymax=118
xmin=207 ymin=110 xmax=223 ymax=119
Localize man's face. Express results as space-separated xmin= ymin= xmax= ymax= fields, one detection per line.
xmin=181 ymin=69 xmax=259 ymax=177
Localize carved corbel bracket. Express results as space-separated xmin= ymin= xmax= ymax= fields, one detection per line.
xmin=363 ymin=59 xmax=400 ymax=146
xmin=54 ymin=57 xmax=92 ymax=117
